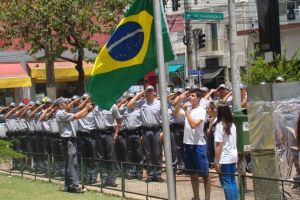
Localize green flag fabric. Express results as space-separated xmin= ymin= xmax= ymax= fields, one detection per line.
xmin=87 ymin=0 xmax=174 ymax=110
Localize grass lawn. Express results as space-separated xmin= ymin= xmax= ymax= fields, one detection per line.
xmin=0 ymin=173 xmax=124 ymax=200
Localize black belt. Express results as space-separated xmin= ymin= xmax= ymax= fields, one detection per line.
xmin=61 ymin=137 xmax=77 ymax=141
xmin=142 ymin=126 xmax=161 ymax=132
xmin=121 ymin=129 xmax=140 ymax=135
xmin=6 ymin=131 xmax=17 ymax=137
xmin=49 ymin=133 xmax=60 ymax=138
xmin=98 ymin=128 xmax=113 ymax=135
xmin=19 ymin=131 xmax=28 ymax=136
xmin=77 ymin=131 xmax=97 ymax=138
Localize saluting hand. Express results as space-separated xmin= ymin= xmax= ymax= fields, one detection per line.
xmin=182 ymin=103 xmax=189 ymax=112
xmin=210 ymin=89 xmax=217 ymax=93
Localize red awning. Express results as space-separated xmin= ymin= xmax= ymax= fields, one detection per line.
xmin=0 ymin=63 xmax=31 ymax=88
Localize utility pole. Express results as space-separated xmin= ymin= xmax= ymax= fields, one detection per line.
xmin=229 ymin=2 xmax=244 ymax=199
xmin=184 ymin=0 xmax=192 ymax=85
xmin=228 ymin=0 xmax=241 ymax=110
xmin=193 ymin=29 xmax=200 ymax=71
xmin=193 ymin=28 xmax=201 ymax=87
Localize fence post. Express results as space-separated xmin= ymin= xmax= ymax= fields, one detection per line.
xmin=121 ymin=162 xmax=125 ymax=198
xmin=281 ymin=180 xmax=285 ymax=200
xmin=174 ymin=167 xmax=177 ymax=199
xmin=146 ymin=172 xmax=149 ymax=200
xmin=80 ymin=153 xmax=84 ymax=187
xmin=239 ymin=174 xmax=245 ymax=200
xmin=47 ymin=153 xmax=51 ymax=182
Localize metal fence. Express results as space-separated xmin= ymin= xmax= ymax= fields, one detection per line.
xmin=1 ymin=151 xmax=300 ymax=200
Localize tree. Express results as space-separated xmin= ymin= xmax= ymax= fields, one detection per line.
xmin=0 ymin=0 xmax=132 ymax=96
xmin=0 ymin=139 xmax=24 ymax=161
xmin=242 ymin=48 xmax=300 ymax=85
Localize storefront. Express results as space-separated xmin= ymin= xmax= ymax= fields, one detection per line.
xmin=0 ymin=63 xmax=32 ymax=105
xmin=28 ymin=61 xmax=93 ymax=98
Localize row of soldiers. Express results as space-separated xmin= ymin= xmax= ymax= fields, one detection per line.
xmin=0 ymin=83 xmax=247 ymax=193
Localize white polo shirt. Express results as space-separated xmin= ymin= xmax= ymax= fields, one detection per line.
xmin=183 ymin=106 xmax=206 ymax=145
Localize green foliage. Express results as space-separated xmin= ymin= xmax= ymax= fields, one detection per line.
xmin=0 ymin=0 xmax=132 ymax=94
xmin=0 ymin=139 xmax=24 ymax=161
xmin=242 ymin=48 xmax=300 ymax=85
xmin=0 ymin=0 xmax=132 ymax=60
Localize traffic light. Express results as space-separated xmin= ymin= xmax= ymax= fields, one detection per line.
xmin=172 ymin=0 xmax=180 ymax=11
xmin=198 ymin=31 xmax=205 ymax=49
xmin=287 ymin=2 xmax=296 ymax=21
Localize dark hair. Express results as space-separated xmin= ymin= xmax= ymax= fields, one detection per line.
xmin=216 ymin=103 xmax=233 ymax=135
xmin=189 ymin=88 xmax=203 ymax=98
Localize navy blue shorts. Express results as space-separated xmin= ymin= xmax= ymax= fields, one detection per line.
xmin=184 ymin=144 xmax=209 ymax=176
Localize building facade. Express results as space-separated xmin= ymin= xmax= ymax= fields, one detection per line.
xmin=166 ymin=0 xmax=300 ymax=88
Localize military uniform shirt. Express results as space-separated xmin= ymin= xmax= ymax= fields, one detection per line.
xmin=49 ymin=117 xmax=59 ymax=133
xmin=25 ymin=110 xmax=36 ymax=132
xmin=5 ymin=113 xmax=18 ymax=132
xmin=41 ymin=110 xmax=51 ymax=132
xmin=120 ymin=107 xmax=142 ymax=130
xmin=55 ymin=109 xmax=76 ymax=137
xmin=94 ymin=104 xmax=121 ymax=130
xmin=200 ymin=98 xmax=209 ymax=109
xmin=168 ymin=103 xmax=175 ymax=125
xmin=34 ymin=112 xmax=43 ymax=132
xmin=78 ymin=111 xmax=96 ymax=132
xmin=70 ymin=107 xmax=80 ymax=132
xmin=136 ymin=99 xmax=161 ymax=128
xmin=15 ymin=110 xmax=28 ymax=132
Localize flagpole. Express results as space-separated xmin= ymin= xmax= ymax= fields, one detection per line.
xmin=153 ymin=0 xmax=176 ymax=200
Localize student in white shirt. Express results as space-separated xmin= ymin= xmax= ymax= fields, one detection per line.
xmin=174 ymin=88 xmax=211 ymax=200
xmin=214 ymin=103 xmax=238 ymax=200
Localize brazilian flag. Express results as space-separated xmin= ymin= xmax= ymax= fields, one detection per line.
xmin=87 ymin=0 xmax=174 ymax=109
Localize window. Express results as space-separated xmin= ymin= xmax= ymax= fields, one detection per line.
xmin=205 ymin=58 xmax=219 ymax=67
xmin=211 ymin=23 xmax=218 ymax=51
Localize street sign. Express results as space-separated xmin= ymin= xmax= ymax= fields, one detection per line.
xmin=188 ymin=69 xmax=204 ymax=77
xmin=185 ymin=11 xmax=224 ymax=20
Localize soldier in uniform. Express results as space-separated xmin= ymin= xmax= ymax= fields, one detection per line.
xmin=39 ymin=98 xmax=54 ymax=168
xmin=15 ymin=103 xmax=28 ymax=154
xmin=94 ymin=102 xmax=121 ymax=187
xmin=169 ymin=89 xmax=186 ymax=174
xmin=17 ymin=101 xmax=36 ymax=170
xmin=10 ymin=103 xmax=28 ymax=169
xmin=46 ymin=104 xmax=64 ymax=177
xmin=119 ymin=93 xmax=143 ymax=179
xmin=29 ymin=101 xmax=46 ymax=172
xmin=5 ymin=102 xmax=21 ymax=169
xmin=21 ymin=101 xmax=38 ymax=170
xmin=55 ymin=97 xmax=92 ymax=193
xmin=76 ymin=96 xmax=98 ymax=184
xmin=115 ymin=97 xmax=128 ymax=173
xmin=39 ymin=101 xmax=59 ymax=175
xmin=127 ymin=85 xmax=163 ymax=182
